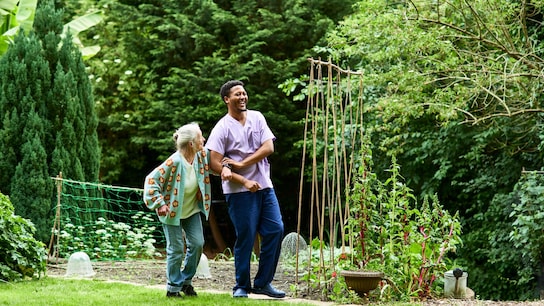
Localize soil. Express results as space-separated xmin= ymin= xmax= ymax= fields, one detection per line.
xmin=46 ymin=258 xmax=295 ymax=294
xmin=45 ymin=258 xmax=544 ymax=305
xmin=45 ymin=258 xmax=324 ymax=303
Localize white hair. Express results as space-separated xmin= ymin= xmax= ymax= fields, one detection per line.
xmin=173 ymin=122 xmax=200 ymax=152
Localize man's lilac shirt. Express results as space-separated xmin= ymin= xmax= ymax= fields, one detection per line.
xmin=205 ymin=110 xmax=275 ymax=194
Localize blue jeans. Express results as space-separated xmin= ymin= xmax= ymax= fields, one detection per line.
xmin=226 ymin=188 xmax=284 ymax=291
xmin=162 ymin=213 xmax=204 ymax=292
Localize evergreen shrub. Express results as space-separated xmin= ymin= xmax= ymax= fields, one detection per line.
xmin=0 ymin=192 xmax=46 ymax=281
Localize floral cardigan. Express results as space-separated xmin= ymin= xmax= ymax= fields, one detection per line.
xmin=143 ymin=148 xmax=212 ymax=225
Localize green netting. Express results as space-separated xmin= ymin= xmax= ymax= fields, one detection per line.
xmin=48 ymin=176 xmax=165 ymax=261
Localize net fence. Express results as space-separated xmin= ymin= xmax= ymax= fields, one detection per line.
xmin=48 ymin=174 xmax=165 ymax=262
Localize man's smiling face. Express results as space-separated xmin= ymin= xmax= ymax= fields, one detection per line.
xmin=225 ymin=85 xmax=248 ymax=113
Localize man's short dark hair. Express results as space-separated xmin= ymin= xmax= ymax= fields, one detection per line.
xmin=220 ymin=80 xmax=245 ymax=100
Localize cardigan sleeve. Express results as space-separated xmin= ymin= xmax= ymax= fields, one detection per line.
xmin=202 ymin=148 xmax=219 ymax=176
xmin=143 ymin=157 xmax=174 ymax=211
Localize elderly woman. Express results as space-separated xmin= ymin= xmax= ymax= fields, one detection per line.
xmin=143 ymin=122 xmax=213 ymax=298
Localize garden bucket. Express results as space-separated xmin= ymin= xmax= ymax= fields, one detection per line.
xmin=444 ymin=269 xmax=468 ymax=298
xmin=65 ymin=251 xmax=95 ymax=278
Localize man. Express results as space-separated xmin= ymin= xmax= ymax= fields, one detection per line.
xmin=205 ymin=80 xmax=285 ymax=298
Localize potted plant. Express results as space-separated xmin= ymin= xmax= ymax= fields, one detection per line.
xmin=337 ymin=142 xmax=463 ymax=300
xmin=338 ymin=143 xmax=386 ymax=296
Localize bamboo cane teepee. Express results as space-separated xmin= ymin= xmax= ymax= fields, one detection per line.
xmin=293 ymin=58 xmax=365 ymax=296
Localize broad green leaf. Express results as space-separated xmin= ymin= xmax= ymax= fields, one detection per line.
xmin=63 ymin=11 xmax=103 ymax=37
xmin=0 ymin=24 xmax=17 ymax=53
xmin=0 ymin=0 xmax=36 ymax=57
xmin=80 ymin=45 xmax=101 ymax=60
xmin=15 ymin=0 xmax=37 ymax=33
xmin=3 ymin=24 xmax=17 ymax=36
xmin=0 ymin=0 xmax=19 ymax=12
xmin=62 ymin=11 xmax=103 ymax=59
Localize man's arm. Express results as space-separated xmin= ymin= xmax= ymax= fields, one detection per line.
xmin=209 ymin=150 xmax=225 ymax=174
xmin=223 ymin=139 xmax=274 ymax=170
xmin=210 ymin=150 xmax=261 ymax=192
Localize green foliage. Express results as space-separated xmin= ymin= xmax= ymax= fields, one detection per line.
xmin=323 ymin=0 xmax=544 ymax=163
xmin=338 ymin=143 xmax=462 ymax=302
xmin=85 ymin=0 xmax=357 ymax=212
xmin=458 ymin=170 xmax=544 ymax=301
xmin=0 ymin=192 xmax=46 ymax=281
xmin=10 ymin=113 xmax=52 ymax=243
xmin=0 ymin=0 xmax=100 ymax=242
xmin=468 ymin=171 xmax=544 ymax=300
xmin=313 ymin=0 xmax=544 ymax=300
xmin=0 ymin=0 xmax=37 ymax=55
xmin=0 ymin=0 xmax=103 ymax=58
xmin=283 ymin=140 xmax=462 ymax=303
xmin=510 ymin=173 xmax=544 ymax=266
xmin=57 ymin=212 xmax=158 ymax=260
xmin=466 ymin=193 xmax=528 ymax=300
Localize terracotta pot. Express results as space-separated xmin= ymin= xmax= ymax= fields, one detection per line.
xmin=340 ymin=270 xmax=384 ymax=296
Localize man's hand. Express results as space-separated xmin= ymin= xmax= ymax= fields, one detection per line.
xmin=220 ymin=157 xmax=260 ymax=192
xmin=243 ymin=179 xmax=261 ymax=192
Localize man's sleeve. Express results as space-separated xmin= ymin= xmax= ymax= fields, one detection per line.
xmin=205 ymin=122 xmax=225 ymax=154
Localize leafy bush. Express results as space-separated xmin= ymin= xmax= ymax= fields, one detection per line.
xmin=57 ymin=212 xmax=159 ymax=260
xmin=338 ymin=145 xmax=463 ymax=302
xmin=0 ymin=192 xmax=46 ymax=281
xmin=470 ymin=171 xmax=544 ymax=300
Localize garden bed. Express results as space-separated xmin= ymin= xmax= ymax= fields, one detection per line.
xmin=46 ymin=259 xmax=300 ymax=297
xmin=46 ymin=259 xmax=543 ymax=305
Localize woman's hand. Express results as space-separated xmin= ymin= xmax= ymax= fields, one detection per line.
xmin=157 ymin=204 xmax=170 ymax=217
xmin=221 ymin=157 xmax=243 ymax=170
xmin=221 ymin=166 xmax=232 ymax=181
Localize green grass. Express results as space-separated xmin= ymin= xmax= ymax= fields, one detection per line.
xmin=0 ymin=277 xmax=315 ymax=306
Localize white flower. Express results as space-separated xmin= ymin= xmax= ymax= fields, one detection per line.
xmin=95 ymin=229 xmax=107 ymax=235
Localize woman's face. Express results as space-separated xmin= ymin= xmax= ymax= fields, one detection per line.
xmin=194 ymin=130 xmax=205 ymax=151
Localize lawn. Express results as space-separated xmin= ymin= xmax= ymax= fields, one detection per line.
xmin=0 ymin=277 xmax=316 ymax=306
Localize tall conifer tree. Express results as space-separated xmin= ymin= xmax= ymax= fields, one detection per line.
xmin=0 ymin=0 xmax=100 ymax=242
